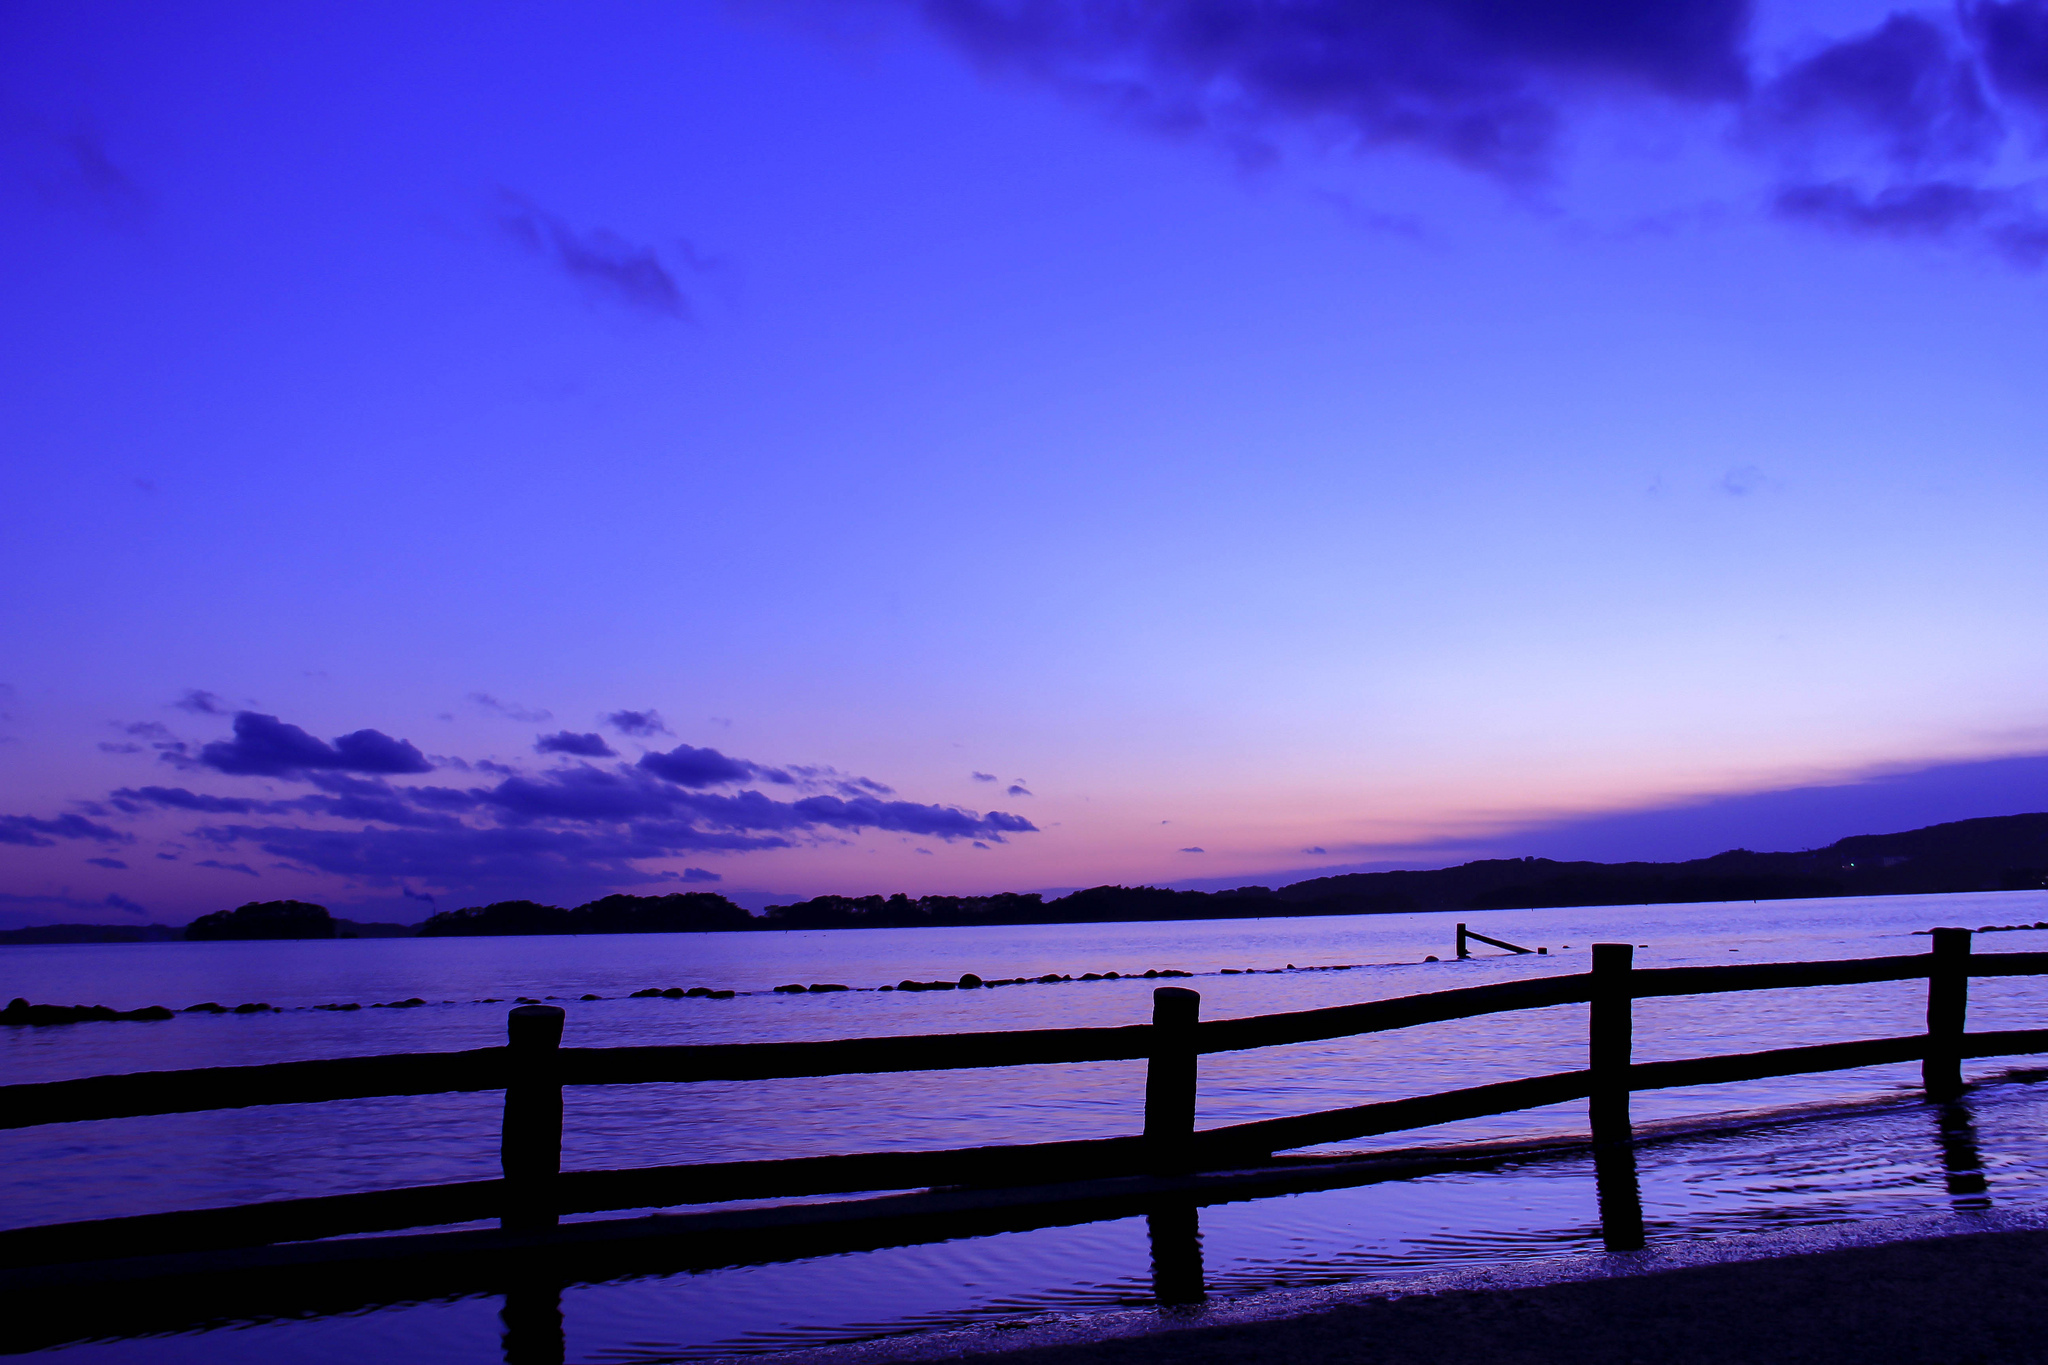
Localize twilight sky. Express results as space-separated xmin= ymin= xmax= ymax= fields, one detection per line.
xmin=5 ymin=0 xmax=2048 ymax=924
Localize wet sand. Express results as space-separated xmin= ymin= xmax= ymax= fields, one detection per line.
xmin=982 ymin=1227 xmax=2048 ymax=1364
xmin=750 ymin=1212 xmax=2048 ymax=1365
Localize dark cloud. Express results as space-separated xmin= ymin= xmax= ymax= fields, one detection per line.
xmin=1772 ymin=178 xmax=2048 ymax=264
xmin=174 ymin=689 xmax=228 ymax=715
xmin=111 ymin=785 xmax=271 ymax=815
xmin=469 ymin=693 xmax=553 ymax=723
xmin=915 ymin=1 xmax=2048 ymax=267
xmin=1180 ymin=846 xmax=1206 ymax=853
xmin=787 ymin=793 xmax=1038 ymax=841
xmin=783 ymin=764 xmax=895 ymax=796
xmin=1965 ymin=0 xmax=2048 ymax=116
xmin=1304 ymin=845 xmax=1329 ymax=854
xmin=918 ymin=0 xmax=1750 ymax=181
xmin=402 ymin=886 xmax=437 ymax=905
xmin=638 ymin=742 xmax=758 ymax=787
xmin=197 ymin=712 xmax=434 ymax=778
xmin=296 ymin=773 xmax=467 ymax=828
xmin=67 ymin=709 xmax=1040 ymax=905
xmin=498 ymin=192 xmax=695 ymax=319
xmin=483 ymin=767 xmax=680 ymax=823
xmin=1753 ymin=14 xmax=2001 ymax=169
xmin=196 ymin=821 xmax=784 ymax=895
xmin=1007 ymin=784 xmax=1032 ymax=796
xmin=536 ymin=730 xmax=617 ymax=758
xmin=0 ymin=813 xmax=130 ymax=846
xmin=86 ymin=857 xmax=127 ymax=869
xmin=972 ymin=771 xmax=998 ymax=782
xmin=606 ymin=709 xmax=672 ymax=737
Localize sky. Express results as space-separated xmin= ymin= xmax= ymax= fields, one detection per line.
xmin=4 ymin=0 xmax=2048 ymax=925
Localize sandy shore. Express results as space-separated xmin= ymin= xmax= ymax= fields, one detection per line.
xmin=738 ymin=1211 xmax=2048 ymax=1365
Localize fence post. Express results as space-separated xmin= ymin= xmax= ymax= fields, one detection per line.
xmin=502 ymin=1004 xmax=565 ymax=1231
xmin=1145 ymin=987 xmax=1200 ymax=1174
xmin=1923 ymin=927 xmax=1971 ymax=1101
xmin=1589 ymin=944 xmax=1633 ymax=1145
xmin=1456 ymin=923 xmax=1469 ymax=959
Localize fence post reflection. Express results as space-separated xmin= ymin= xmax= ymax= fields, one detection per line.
xmin=1934 ymin=1101 xmax=1991 ymax=1211
xmin=1593 ymin=1140 xmax=1646 ymax=1251
xmin=1148 ymin=1201 xmax=1207 ymax=1307
xmin=500 ymin=1274 xmax=565 ymax=1365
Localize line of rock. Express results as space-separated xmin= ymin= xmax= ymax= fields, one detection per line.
xmin=0 ymin=962 xmax=1382 ymax=1026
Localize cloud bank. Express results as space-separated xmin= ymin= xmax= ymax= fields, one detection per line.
xmin=16 ymin=707 xmax=1038 ymax=909
xmin=912 ymin=0 xmax=2048 ymax=263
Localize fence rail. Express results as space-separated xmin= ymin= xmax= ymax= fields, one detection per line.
xmin=3 ymin=927 xmax=2044 ymax=1274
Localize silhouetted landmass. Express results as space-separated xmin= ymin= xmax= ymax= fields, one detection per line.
xmin=0 ymin=923 xmax=186 ymax=945
xmin=183 ymin=900 xmax=338 ymax=940
xmin=417 ymin=892 xmax=753 ymax=936
xmin=334 ymin=919 xmax=417 ymax=938
xmin=6 ymin=812 xmax=2046 ymax=945
xmin=764 ymin=813 xmax=2048 ymax=928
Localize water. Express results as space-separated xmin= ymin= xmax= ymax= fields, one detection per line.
xmin=6 ymin=891 xmax=2048 ymax=1361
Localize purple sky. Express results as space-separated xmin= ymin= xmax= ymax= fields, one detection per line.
xmin=5 ymin=1 xmax=2048 ymax=925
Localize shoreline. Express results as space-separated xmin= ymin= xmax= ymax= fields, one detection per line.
xmin=723 ymin=1207 xmax=2048 ymax=1365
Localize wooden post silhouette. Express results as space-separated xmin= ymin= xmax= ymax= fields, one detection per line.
xmin=1589 ymin=944 xmax=1642 ymax=1249
xmin=1145 ymin=987 xmax=1200 ymax=1174
xmin=1589 ymin=945 xmax=1633 ymax=1145
xmin=1923 ymin=928 xmax=1971 ymax=1101
xmin=502 ymin=1005 xmax=564 ymax=1231
xmin=1456 ymin=923 xmax=1469 ymax=958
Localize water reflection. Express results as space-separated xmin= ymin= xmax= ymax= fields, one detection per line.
xmin=1934 ymin=1102 xmax=1990 ymax=1212
xmin=1593 ymin=1140 xmax=1645 ymax=1252
xmin=500 ymin=1276 xmax=565 ymax=1365
xmin=1146 ymin=1201 xmax=1206 ymax=1306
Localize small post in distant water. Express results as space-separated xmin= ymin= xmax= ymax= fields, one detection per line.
xmin=502 ymin=1004 xmax=565 ymax=1231
xmin=1145 ymin=987 xmax=1200 ymax=1174
xmin=1923 ymin=928 xmax=1971 ymax=1101
xmin=1456 ymin=923 xmax=1469 ymax=959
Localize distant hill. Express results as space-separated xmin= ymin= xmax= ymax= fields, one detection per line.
xmin=5 ymin=813 xmax=2044 ymax=944
xmin=417 ymin=892 xmax=753 ymax=936
xmin=1270 ymin=812 xmax=2048 ymax=913
xmin=763 ymin=812 xmax=2048 ymax=928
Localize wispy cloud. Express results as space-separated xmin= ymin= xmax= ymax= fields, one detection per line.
xmin=470 ymin=693 xmax=553 ymax=723
xmin=496 ymin=192 xmax=716 ymax=319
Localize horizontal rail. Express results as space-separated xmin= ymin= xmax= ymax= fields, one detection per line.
xmin=558 ymin=1025 xmax=1158 ymax=1085
xmin=0 ymin=1050 xmax=506 ymax=1130
xmin=1195 ymin=974 xmax=1589 ymax=1054
xmin=1628 ymin=954 xmax=1931 ymax=997
xmin=9 ymin=950 xmax=2048 ymax=1130
xmin=18 ymin=1022 xmax=2048 ymax=1270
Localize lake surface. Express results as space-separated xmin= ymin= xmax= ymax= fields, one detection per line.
xmin=7 ymin=890 xmax=2048 ymax=1362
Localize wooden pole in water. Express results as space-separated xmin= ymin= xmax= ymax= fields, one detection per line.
xmin=1456 ymin=923 xmax=1469 ymax=959
xmin=1145 ymin=987 xmax=1200 ymax=1174
xmin=1589 ymin=944 xmax=1633 ymax=1147
xmin=1923 ymin=928 xmax=1971 ymax=1101
xmin=502 ymin=1004 xmax=565 ymax=1231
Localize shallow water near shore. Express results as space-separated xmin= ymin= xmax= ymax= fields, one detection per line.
xmin=7 ymin=890 xmax=2048 ymax=1361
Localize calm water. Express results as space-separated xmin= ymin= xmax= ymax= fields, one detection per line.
xmin=7 ymin=891 xmax=2048 ymax=1361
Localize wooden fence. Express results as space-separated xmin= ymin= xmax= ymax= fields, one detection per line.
xmin=4 ymin=927 xmax=2046 ymax=1276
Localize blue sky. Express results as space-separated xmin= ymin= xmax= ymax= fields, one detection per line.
xmin=5 ymin=0 xmax=2048 ymax=923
